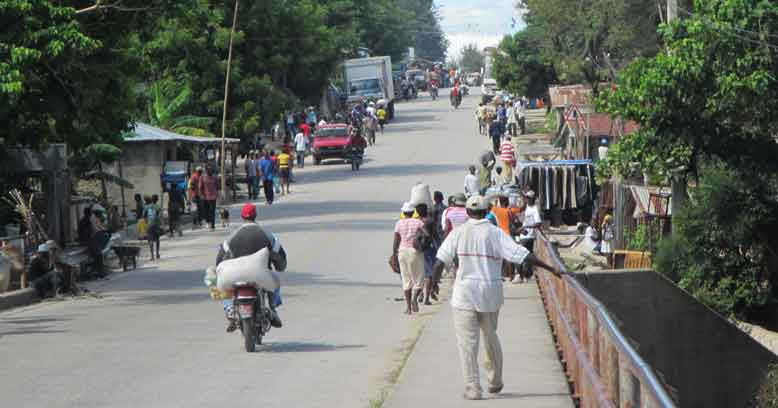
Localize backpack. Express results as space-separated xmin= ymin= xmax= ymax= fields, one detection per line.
xmin=413 ymin=220 xmax=434 ymax=251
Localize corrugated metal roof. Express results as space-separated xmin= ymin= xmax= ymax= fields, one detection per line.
xmin=125 ymin=122 xmax=240 ymax=144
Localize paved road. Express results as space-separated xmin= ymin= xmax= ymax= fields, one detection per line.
xmin=0 ymin=92 xmax=492 ymax=407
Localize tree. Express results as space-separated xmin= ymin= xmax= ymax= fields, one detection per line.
xmin=399 ymin=0 xmax=448 ymax=62
xmin=654 ymin=163 xmax=778 ymax=320
xmin=600 ymin=0 xmax=778 ymax=321
xmin=519 ymin=0 xmax=660 ymax=86
xmin=493 ymin=29 xmax=558 ymax=99
xmin=458 ymin=44 xmax=483 ymax=74
xmin=598 ymin=0 xmax=778 ymax=179
xmin=70 ymin=143 xmax=133 ymax=204
xmin=0 ymin=1 xmax=154 ymax=151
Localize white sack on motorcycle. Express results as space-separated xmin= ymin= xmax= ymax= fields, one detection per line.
xmin=216 ymin=248 xmax=281 ymax=291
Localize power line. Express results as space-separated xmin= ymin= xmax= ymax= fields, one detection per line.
xmin=677 ymin=6 xmax=778 ymax=47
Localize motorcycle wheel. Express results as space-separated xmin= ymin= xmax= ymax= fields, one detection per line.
xmin=242 ymin=318 xmax=256 ymax=352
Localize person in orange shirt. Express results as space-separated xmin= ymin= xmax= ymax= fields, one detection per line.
xmin=489 ymin=195 xmax=522 ymax=282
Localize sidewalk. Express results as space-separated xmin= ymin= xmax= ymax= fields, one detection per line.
xmin=384 ymin=282 xmax=573 ymax=408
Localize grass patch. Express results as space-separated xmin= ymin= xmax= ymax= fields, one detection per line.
xmin=387 ymin=326 xmax=424 ymax=384
xmin=368 ymin=390 xmax=388 ymax=408
xmin=367 ymin=308 xmax=434 ymax=408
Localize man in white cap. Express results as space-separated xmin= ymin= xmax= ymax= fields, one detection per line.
xmin=517 ymin=190 xmax=542 ymax=283
xmin=432 ymin=195 xmax=559 ymax=400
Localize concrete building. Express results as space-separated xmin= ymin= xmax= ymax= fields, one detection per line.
xmin=108 ymin=123 xmax=240 ymax=219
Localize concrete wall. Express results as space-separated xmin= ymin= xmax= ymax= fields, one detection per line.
xmin=108 ymin=142 xmax=169 ymax=219
xmin=577 ymin=270 xmax=777 ymax=408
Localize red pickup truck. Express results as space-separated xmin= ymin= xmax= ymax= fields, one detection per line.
xmin=312 ymin=123 xmax=366 ymax=165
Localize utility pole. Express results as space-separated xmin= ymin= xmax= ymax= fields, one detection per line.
xmin=667 ymin=0 xmax=678 ymax=22
xmin=220 ymin=0 xmax=240 ymax=201
xmin=667 ymin=0 xmax=687 ymax=234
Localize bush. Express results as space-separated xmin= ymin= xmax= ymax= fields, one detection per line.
xmin=754 ymin=364 xmax=778 ymax=407
xmin=654 ymin=163 xmax=778 ymax=319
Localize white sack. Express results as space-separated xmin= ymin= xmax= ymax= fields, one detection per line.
xmin=410 ymin=183 xmax=432 ymax=207
xmin=216 ymin=248 xmax=280 ymax=292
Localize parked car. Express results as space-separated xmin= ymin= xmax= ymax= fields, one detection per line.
xmin=311 ymin=124 xmax=355 ymax=165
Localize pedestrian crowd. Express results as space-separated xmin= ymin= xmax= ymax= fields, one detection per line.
xmin=390 ymin=173 xmax=561 ymax=400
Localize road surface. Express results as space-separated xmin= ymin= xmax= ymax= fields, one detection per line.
xmin=0 ymin=91 xmax=566 ymax=407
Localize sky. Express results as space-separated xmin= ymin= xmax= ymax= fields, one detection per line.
xmin=436 ymin=0 xmax=525 ymax=59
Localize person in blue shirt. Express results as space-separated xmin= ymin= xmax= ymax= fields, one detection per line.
xmin=259 ymin=151 xmax=275 ymax=205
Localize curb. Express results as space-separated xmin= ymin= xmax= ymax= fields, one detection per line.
xmin=0 ymin=287 xmax=39 ymax=313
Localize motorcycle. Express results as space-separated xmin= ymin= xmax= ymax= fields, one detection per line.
xmin=232 ymin=282 xmax=272 ymax=352
xmin=430 ymin=85 xmax=439 ymax=100
xmin=350 ymin=147 xmax=364 ymax=171
xmin=402 ymin=85 xmax=413 ymax=101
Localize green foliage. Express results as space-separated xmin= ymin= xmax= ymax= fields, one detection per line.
xmin=69 ymin=144 xmax=121 ymax=177
xmin=519 ymin=0 xmax=660 ymax=85
xmin=0 ymin=0 xmax=156 ymax=151
xmin=654 ymin=164 xmax=778 ymax=319
xmin=625 ymin=223 xmax=657 ymax=252
xmin=599 ymin=0 xmax=778 ymax=177
xmin=493 ymin=28 xmax=557 ymax=98
xmin=2 ymin=1 xmax=442 ymax=149
xmin=397 ymin=0 xmax=447 ymax=62
xmin=458 ymin=44 xmax=483 ymax=74
xmin=595 ymin=129 xmax=692 ymax=185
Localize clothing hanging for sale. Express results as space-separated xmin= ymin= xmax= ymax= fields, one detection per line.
xmin=517 ymin=160 xmax=596 ymax=211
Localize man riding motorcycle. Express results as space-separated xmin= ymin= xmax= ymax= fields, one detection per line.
xmin=212 ymin=203 xmax=287 ymax=332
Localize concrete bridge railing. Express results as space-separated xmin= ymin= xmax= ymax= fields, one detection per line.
xmin=535 ymin=232 xmax=676 ymax=408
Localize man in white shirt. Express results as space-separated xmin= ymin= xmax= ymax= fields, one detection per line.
xmin=516 ymin=190 xmax=542 ymax=283
xmin=294 ymin=132 xmax=307 ymax=168
xmin=464 ymin=165 xmax=480 ymax=198
xmin=432 ymin=195 xmax=558 ymax=400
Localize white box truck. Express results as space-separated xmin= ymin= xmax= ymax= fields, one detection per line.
xmin=344 ymin=56 xmax=395 ymax=119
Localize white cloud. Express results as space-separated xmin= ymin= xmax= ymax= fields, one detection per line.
xmin=436 ymin=0 xmax=525 ymax=59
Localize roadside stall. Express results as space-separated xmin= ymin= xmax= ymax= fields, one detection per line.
xmin=517 ymin=159 xmax=597 ymax=226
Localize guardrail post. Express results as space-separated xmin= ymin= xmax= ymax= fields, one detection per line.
xmin=601 ymin=329 xmax=619 ymax=405
xmin=640 ymin=383 xmax=657 ymax=408
xmin=618 ymin=355 xmax=639 ymax=408
xmin=587 ymin=310 xmax=599 ymax=374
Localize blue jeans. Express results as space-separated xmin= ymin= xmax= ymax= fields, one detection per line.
xmin=296 ymin=150 xmax=305 ymax=168
xmin=223 ymin=287 xmax=282 ymax=315
xmin=424 ymin=247 xmax=437 ymax=278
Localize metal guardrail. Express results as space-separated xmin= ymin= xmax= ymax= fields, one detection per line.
xmin=535 ymin=232 xmax=676 ymax=408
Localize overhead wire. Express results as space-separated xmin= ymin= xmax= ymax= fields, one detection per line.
xmin=676 ymin=6 xmax=778 ymax=51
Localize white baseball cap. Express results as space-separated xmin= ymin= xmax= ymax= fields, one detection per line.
xmin=524 ymin=190 xmax=536 ymax=198
xmin=401 ymin=202 xmax=415 ymax=213
xmin=466 ymin=195 xmax=489 ymax=211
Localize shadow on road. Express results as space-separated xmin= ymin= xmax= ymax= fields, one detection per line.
xmin=283 ymin=271 xmax=397 ymax=289
xmin=0 ymin=316 xmax=73 ymax=338
xmin=266 ymin=219 xmax=394 ymax=235
xmin=491 ymin=392 xmax=573 ymax=400
xmin=264 ymin=341 xmax=365 ymax=353
xmin=389 ymin=114 xmax=438 ymax=124
xmin=297 ymin=163 xmax=463 ymax=185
